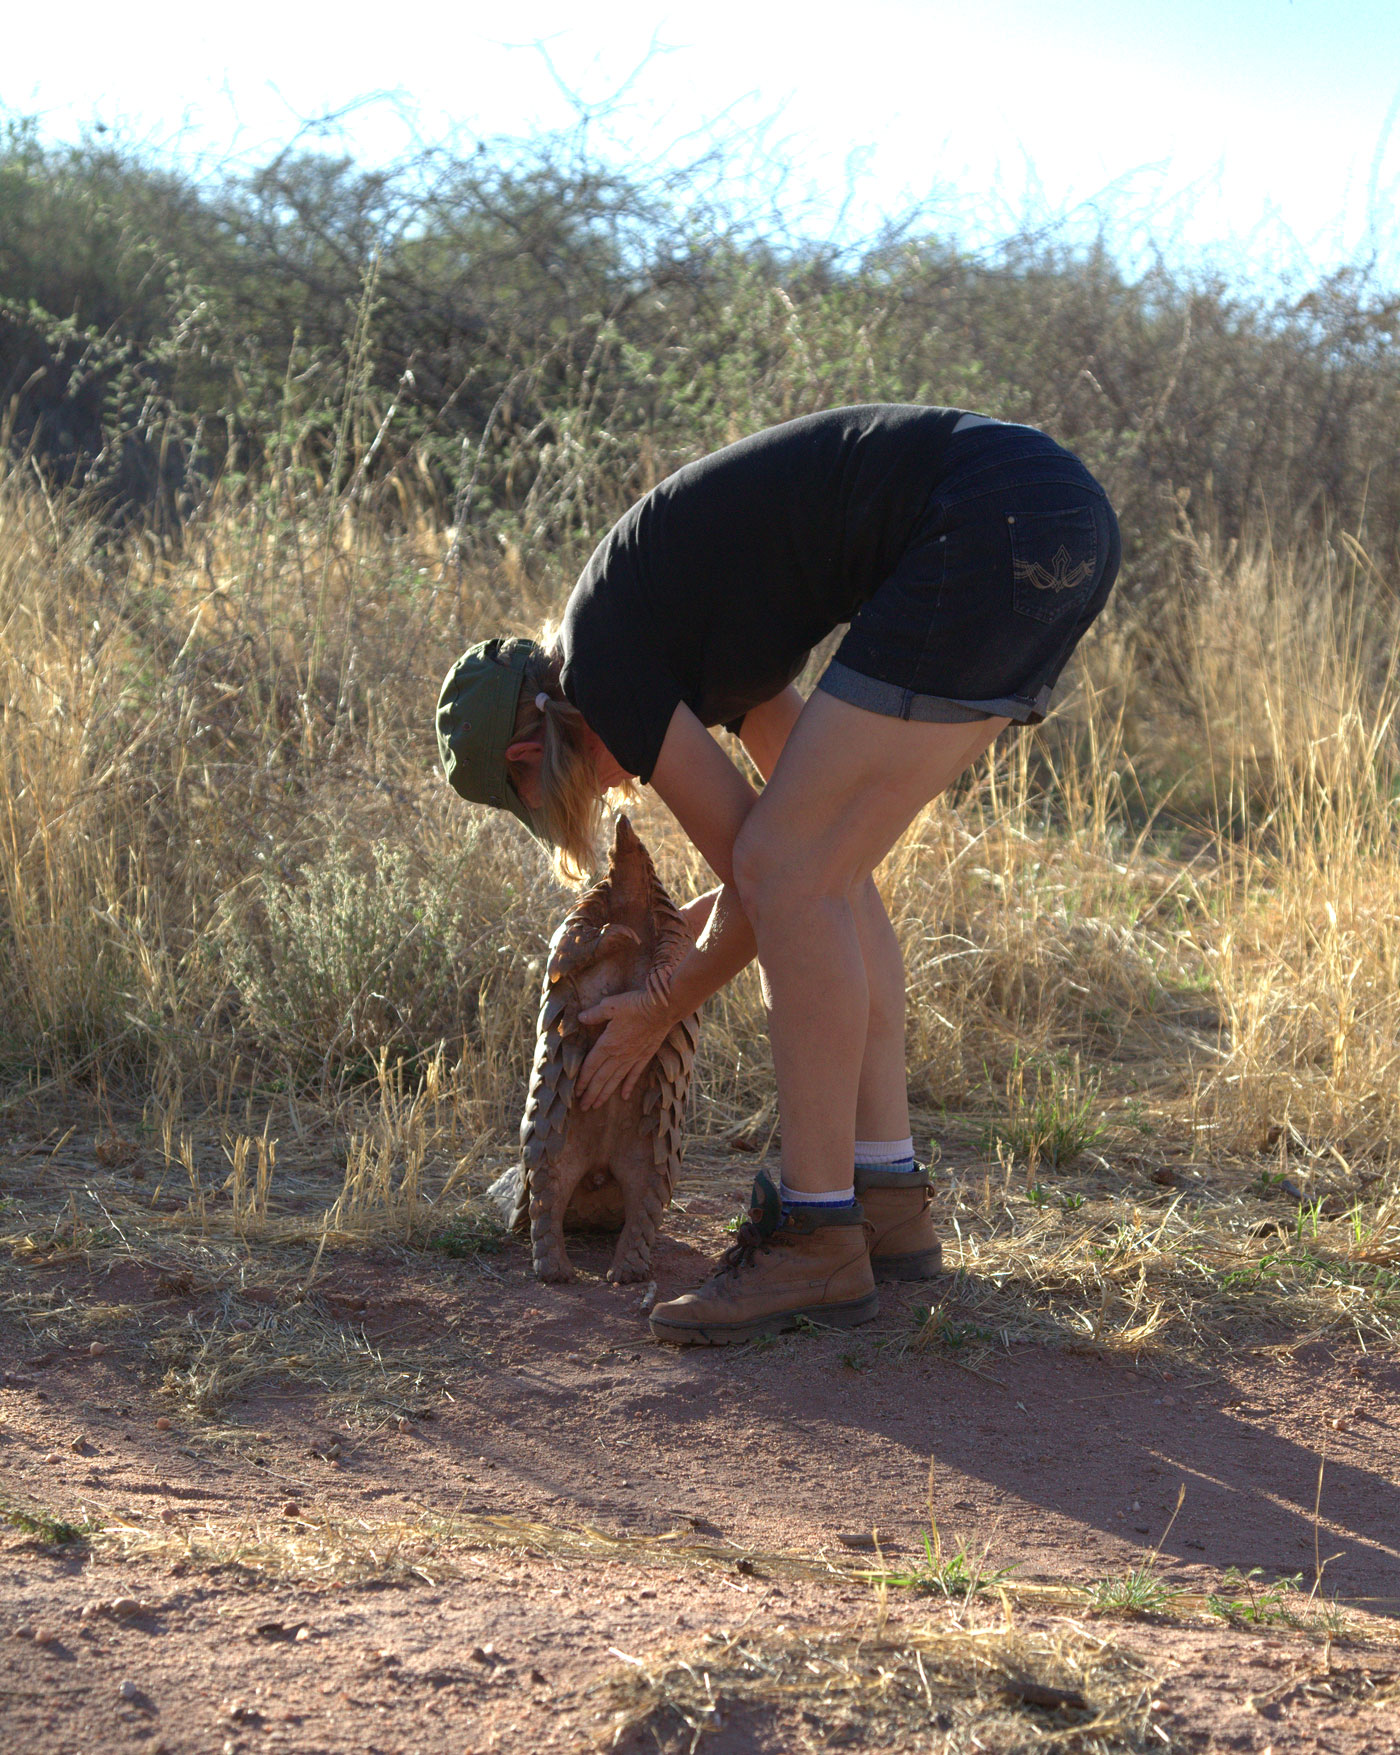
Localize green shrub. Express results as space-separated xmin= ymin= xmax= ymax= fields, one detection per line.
xmin=214 ymin=838 xmax=479 ymax=1082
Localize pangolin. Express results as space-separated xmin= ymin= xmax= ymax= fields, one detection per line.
xmin=490 ymin=815 xmax=700 ymax=1284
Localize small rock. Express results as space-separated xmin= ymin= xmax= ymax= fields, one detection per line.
xmin=119 ymin=1678 xmax=139 ymax=1701
xmin=638 ymin=1588 xmax=657 ymax=1599
xmin=41 ymin=1451 xmax=62 ymax=1464
xmin=89 ymin=1341 xmax=108 ymax=1358
xmin=158 ymin=1508 xmax=180 ymax=1525
xmin=110 ymin=1597 xmax=141 ymax=1618
xmin=470 ymin=1643 xmax=497 ymax=1664
xmin=13 ymin=1624 xmax=33 ymax=1639
xmin=530 ymin=1666 xmax=547 ymax=1684
xmin=281 ymin=1503 xmax=300 ymax=1519
xmin=33 ymin=1628 xmax=55 ymax=1646
xmin=155 ymin=1417 xmax=172 ymax=1432
xmin=295 ymin=1626 xmax=311 ymax=1642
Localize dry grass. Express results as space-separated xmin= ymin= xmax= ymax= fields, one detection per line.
xmin=600 ymin=1621 xmax=1162 ymax=1754
xmin=918 ymin=1156 xmax=1400 ymax=1362
xmin=9 ymin=1484 xmax=1352 ymax=1632
xmin=0 ymin=461 xmax=1398 ymax=1362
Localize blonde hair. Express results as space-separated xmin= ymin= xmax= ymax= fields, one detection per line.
xmin=511 ymin=625 xmax=637 ymax=884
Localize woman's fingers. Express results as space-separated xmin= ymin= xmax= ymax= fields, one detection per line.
xmin=578 ymin=1036 xmax=625 ymax=1108
xmin=580 ymin=1048 xmax=624 ymax=1109
xmin=574 ymin=989 xmax=669 ymax=1108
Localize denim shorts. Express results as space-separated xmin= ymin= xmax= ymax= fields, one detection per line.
xmin=820 ymin=419 xmax=1121 ymax=724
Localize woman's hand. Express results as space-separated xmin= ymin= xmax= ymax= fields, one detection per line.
xmin=575 ymin=984 xmax=674 ymax=1110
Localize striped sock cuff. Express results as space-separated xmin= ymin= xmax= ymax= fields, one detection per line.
xmin=854 ymin=1137 xmax=919 ymax=1174
xmin=780 ymin=1182 xmax=857 ymax=1209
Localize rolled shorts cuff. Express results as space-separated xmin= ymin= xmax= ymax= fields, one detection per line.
xmin=817 ymin=659 xmax=1050 ymax=724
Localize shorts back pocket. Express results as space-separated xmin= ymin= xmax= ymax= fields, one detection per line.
xmin=1008 ymin=505 xmax=1098 ymax=626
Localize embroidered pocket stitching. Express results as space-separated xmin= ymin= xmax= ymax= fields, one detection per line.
xmin=1014 ymin=544 xmax=1095 ymax=594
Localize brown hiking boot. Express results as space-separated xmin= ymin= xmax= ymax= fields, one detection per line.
xmin=854 ymin=1168 xmax=942 ymax=1281
xmin=649 ymin=1172 xmax=878 ymax=1346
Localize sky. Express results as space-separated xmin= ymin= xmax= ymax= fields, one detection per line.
xmin=5 ymin=0 xmax=1400 ymax=278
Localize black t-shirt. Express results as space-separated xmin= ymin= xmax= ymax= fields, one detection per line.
xmin=559 ymin=403 xmax=964 ymax=782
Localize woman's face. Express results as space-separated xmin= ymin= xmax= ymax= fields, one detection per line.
xmin=584 ymin=727 xmax=632 ymax=791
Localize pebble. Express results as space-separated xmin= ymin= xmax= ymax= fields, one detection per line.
xmin=282 ymin=1503 xmax=301 ymax=1519
xmin=33 ymin=1628 xmax=55 ymax=1646
xmin=159 ymin=1508 xmax=180 ymax=1524
xmin=155 ymin=1417 xmax=172 ymax=1432
xmin=13 ymin=1624 xmax=33 ymax=1639
xmin=89 ymin=1341 xmax=108 ymax=1358
xmin=119 ymin=1679 xmax=139 ymax=1701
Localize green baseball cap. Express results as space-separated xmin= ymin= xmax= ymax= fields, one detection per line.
xmin=435 ymin=637 xmax=547 ymax=839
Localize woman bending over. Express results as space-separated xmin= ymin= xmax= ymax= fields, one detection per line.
xmin=437 ymin=404 xmax=1119 ymax=1344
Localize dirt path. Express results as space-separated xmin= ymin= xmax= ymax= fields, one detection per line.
xmin=1 ymin=1153 xmax=1397 ymax=1752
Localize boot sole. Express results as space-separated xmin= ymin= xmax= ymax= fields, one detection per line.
xmin=871 ymin=1245 xmax=943 ymax=1282
xmin=649 ymin=1290 xmax=880 ymax=1347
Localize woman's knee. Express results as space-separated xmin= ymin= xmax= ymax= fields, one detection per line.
xmin=731 ymin=818 xmax=781 ymax=922
xmin=732 ymin=817 xmax=837 ymax=925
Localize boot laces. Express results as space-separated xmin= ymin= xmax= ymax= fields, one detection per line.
xmin=712 ymin=1216 xmax=790 ymax=1278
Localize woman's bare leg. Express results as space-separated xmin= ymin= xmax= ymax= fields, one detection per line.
xmin=732 ymin=693 xmax=1007 ymax=1194
xmin=851 ymin=877 xmax=910 ymax=1143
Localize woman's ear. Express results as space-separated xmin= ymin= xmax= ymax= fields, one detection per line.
xmin=505 ymin=736 xmax=546 ymax=810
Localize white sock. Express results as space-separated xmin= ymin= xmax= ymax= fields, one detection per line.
xmin=855 ymin=1136 xmax=919 ymax=1174
xmin=780 ymin=1181 xmax=857 ymax=1209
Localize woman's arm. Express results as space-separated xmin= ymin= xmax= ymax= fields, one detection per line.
xmin=639 ymin=687 xmax=809 ymax=1016
xmin=574 ymin=689 xmax=805 ymax=1108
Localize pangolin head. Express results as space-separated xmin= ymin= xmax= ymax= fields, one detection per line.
xmin=604 ymin=814 xmax=659 ymax=935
